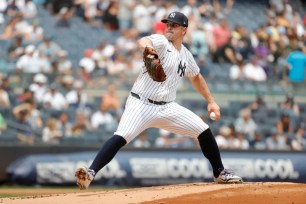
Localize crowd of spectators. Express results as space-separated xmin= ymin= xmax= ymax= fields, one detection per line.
xmin=0 ymin=0 xmax=305 ymax=151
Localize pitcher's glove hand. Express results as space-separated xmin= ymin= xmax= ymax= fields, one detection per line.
xmin=143 ymin=46 xmax=166 ymax=82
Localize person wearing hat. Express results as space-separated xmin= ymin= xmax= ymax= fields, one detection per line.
xmin=42 ymin=82 xmax=68 ymax=110
xmin=16 ymin=44 xmax=37 ymax=73
xmin=75 ymin=11 xmax=243 ymax=190
xmin=29 ymin=73 xmax=48 ymax=103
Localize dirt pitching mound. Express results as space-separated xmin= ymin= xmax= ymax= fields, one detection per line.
xmin=1 ymin=182 xmax=306 ymax=204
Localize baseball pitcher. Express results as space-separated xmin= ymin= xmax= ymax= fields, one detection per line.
xmin=75 ymin=11 xmax=243 ymax=190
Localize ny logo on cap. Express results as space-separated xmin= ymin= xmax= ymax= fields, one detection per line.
xmin=169 ymin=12 xmax=176 ymax=18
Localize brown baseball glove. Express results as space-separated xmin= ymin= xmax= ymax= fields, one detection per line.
xmin=143 ymin=46 xmax=166 ymax=82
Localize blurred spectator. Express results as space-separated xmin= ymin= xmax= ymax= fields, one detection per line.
xmin=77 ymin=66 xmax=92 ymax=83
xmin=56 ymin=111 xmax=72 ymax=137
xmin=154 ymin=129 xmax=172 ymax=148
xmin=19 ymin=0 xmax=37 ymax=19
xmin=249 ymin=131 xmax=266 ymax=150
xmin=42 ymin=118 xmax=62 ymax=143
xmin=232 ymin=25 xmax=253 ymax=61
xmin=12 ymin=103 xmax=34 ymax=144
xmin=29 ymin=73 xmax=48 ymax=103
xmin=0 ymin=76 xmax=12 ymax=92
xmin=55 ymin=7 xmax=73 ymax=28
xmin=90 ymin=52 xmax=108 ymax=78
xmin=0 ymin=14 xmax=28 ymax=39
xmin=7 ymin=36 xmax=24 ymax=59
xmin=71 ymin=111 xmax=92 ymax=136
xmin=244 ymin=56 xmax=267 ymax=82
xmin=79 ymin=49 xmax=95 ymax=74
xmin=198 ymin=57 xmax=209 ymax=77
xmin=181 ymin=0 xmax=200 ymax=18
xmin=133 ymin=0 xmax=152 ymax=37
xmin=59 ymin=74 xmax=74 ymax=94
xmin=82 ymin=0 xmax=99 ymax=23
xmin=0 ymin=0 xmax=7 ymax=11
xmin=133 ymin=130 xmax=151 ymax=148
xmin=102 ymin=85 xmax=120 ymax=111
xmin=248 ymin=94 xmax=267 ymax=113
xmin=279 ymin=94 xmax=300 ymax=117
xmin=37 ymin=36 xmax=62 ymax=61
xmin=26 ymin=98 xmax=43 ymax=130
xmin=57 ymin=50 xmax=72 ymax=74
xmin=233 ymin=132 xmax=250 ymax=150
xmin=15 ymin=44 xmax=37 ymax=73
xmin=4 ymin=0 xmax=20 ymax=17
xmin=42 ymin=83 xmax=68 ymax=110
xmin=0 ymin=86 xmax=11 ymax=108
xmin=91 ymin=102 xmax=116 ymax=130
xmin=16 ymin=88 xmax=34 ymax=104
xmin=253 ymin=39 xmax=270 ymax=61
xmin=190 ymin=24 xmax=209 ymax=58
xmin=235 ymin=108 xmax=257 ymax=141
xmin=215 ymin=126 xmax=231 ymax=149
xmin=116 ymin=29 xmax=138 ymax=53
xmin=212 ymin=19 xmax=234 ymax=64
xmin=48 ymin=0 xmax=74 ymax=15
xmin=106 ymin=51 xmax=127 ymax=75
xmin=266 ymin=129 xmax=289 ymax=150
xmin=102 ymin=1 xmax=119 ymax=31
xmin=277 ymin=113 xmax=293 ymax=135
xmin=275 ymin=48 xmax=291 ymax=81
xmin=229 ymin=60 xmax=246 ymax=80
xmin=286 ymin=48 xmax=306 ymax=83
xmin=23 ymin=20 xmax=44 ymax=42
xmin=32 ymin=50 xmax=52 ymax=74
xmin=153 ymin=18 xmax=166 ymax=34
xmin=290 ymin=126 xmax=306 ymax=151
xmin=118 ymin=0 xmax=135 ymax=30
xmin=66 ymin=80 xmax=88 ymax=109
xmin=154 ymin=129 xmax=188 ymax=148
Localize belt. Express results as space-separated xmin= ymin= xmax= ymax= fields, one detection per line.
xmin=131 ymin=92 xmax=168 ymax=105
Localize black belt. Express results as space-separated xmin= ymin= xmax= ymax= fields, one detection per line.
xmin=131 ymin=92 xmax=168 ymax=105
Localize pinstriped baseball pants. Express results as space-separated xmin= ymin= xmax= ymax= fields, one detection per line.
xmin=114 ymin=96 xmax=209 ymax=143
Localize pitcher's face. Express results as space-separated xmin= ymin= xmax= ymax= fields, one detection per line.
xmin=165 ymin=22 xmax=187 ymax=42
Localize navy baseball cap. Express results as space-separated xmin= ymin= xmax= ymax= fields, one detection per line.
xmin=161 ymin=11 xmax=188 ymax=27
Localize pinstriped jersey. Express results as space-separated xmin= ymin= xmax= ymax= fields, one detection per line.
xmin=131 ymin=34 xmax=200 ymax=102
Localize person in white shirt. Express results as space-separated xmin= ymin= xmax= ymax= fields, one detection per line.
xmin=29 ymin=73 xmax=48 ymax=103
xmin=57 ymin=50 xmax=72 ymax=74
xmin=133 ymin=0 xmax=152 ymax=37
xmin=19 ymin=0 xmax=37 ymax=19
xmin=243 ymin=56 xmax=267 ymax=82
xmin=79 ymin=49 xmax=95 ymax=74
xmin=235 ymin=108 xmax=257 ymax=141
xmin=229 ymin=60 xmax=246 ymax=80
xmin=66 ymin=80 xmax=88 ymax=108
xmin=91 ymin=102 xmax=116 ymax=130
xmin=42 ymin=83 xmax=68 ymax=110
xmin=16 ymin=44 xmax=37 ymax=73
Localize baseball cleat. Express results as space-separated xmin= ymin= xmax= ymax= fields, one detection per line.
xmin=75 ymin=167 xmax=94 ymax=190
xmin=214 ymin=168 xmax=243 ymax=184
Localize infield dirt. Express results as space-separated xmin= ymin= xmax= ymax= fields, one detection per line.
xmin=1 ymin=182 xmax=306 ymax=204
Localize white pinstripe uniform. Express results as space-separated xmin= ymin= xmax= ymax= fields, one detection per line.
xmin=115 ymin=34 xmax=209 ymax=143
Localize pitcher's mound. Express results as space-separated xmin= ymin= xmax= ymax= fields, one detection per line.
xmin=2 ymin=182 xmax=306 ymax=204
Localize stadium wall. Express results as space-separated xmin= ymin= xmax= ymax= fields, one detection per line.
xmin=1 ymin=145 xmax=306 ymax=186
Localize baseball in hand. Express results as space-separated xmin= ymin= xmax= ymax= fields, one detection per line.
xmin=210 ymin=112 xmax=216 ymax=120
